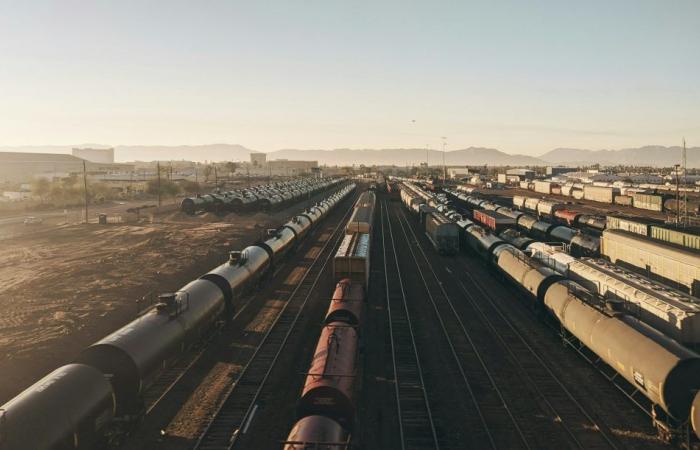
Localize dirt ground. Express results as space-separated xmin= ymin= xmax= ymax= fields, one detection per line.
xmin=0 ymin=196 xmax=327 ymax=404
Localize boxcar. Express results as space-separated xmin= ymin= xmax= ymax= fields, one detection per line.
xmin=333 ymin=232 xmax=370 ymax=288
xmin=425 ymin=213 xmax=460 ymax=256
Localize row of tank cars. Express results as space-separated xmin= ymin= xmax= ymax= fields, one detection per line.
xmin=180 ymin=177 xmax=342 ymax=215
xmin=0 ymin=183 xmax=356 ymax=450
xmin=393 ymin=179 xmax=700 ymax=444
xmin=444 ymin=187 xmax=601 ymax=257
xmin=284 ymin=191 xmax=375 ymax=449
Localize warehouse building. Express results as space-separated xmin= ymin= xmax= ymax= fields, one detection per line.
xmin=71 ymin=148 xmax=114 ymax=163
xmin=0 ymin=152 xmax=134 ymax=183
xmin=546 ymin=166 xmax=577 ymax=176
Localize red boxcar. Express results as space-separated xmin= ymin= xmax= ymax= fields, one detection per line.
xmin=473 ymin=209 xmax=516 ymax=233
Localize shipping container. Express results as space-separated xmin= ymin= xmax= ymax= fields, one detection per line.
xmin=561 ymin=185 xmax=574 ymax=197
xmin=534 ymin=180 xmax=554 ymax=194
xmin=497 ymin=173 xmax=507 ymax=183
xmin=614 ymin=195 xmax=633 ymax=206
xmin=473 ymin=209 xmax=517 ymax=233
xmin=601 ymin=229 xmax=700 ymax=296
xmin=632 ymin=193 xmax=664 ymax=212
xmin=572 ymin=189 xmax=584 ymax=200
xmin=551 ymin=187 xmax=562 ymax=195
xmin=650 ymin=226 xmax=700 ymax=252
xmin=583 ymin=185 xmax=615 ymax=203
xmin=519 ymin=181 xmax=530 ymax=189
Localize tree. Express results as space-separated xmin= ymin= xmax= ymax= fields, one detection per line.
xmin=202 ymin=165 xmax=213 ymax=181
xmin=146 ymin=179 xmax=181 ymax=198
xmin=31 ymin=178 xmax=51 ymax=203
xmin=225 ymin=162 xmax=238 ymax=174
xmin=181 ymin=180 xmax=200 ymax=194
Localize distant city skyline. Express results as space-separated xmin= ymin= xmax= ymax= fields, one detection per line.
xmin=0 ymin=1 xmax=698 ymax=156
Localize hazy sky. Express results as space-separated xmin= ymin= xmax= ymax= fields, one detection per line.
xmin=0 ymin=1 xmax=698 ymax=156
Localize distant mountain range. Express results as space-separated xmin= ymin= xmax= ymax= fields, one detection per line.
xmin=540 ymin=145 xmax=698 ymax=167
xmin=1 ymin=144 xmax=698 ymax=167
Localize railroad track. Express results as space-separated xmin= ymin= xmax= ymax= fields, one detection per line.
xmin=134 ymin=190 xmax=347 ymax=422
xmin=193 ymin=195 xmax=357 ymax=450
xmin=390 ymin=202 xmax=525 ymax=449
xmin=379 ymin=201 xmax=439 ymax=450
xmin=395 ymin=205 xmax=621 ymax=449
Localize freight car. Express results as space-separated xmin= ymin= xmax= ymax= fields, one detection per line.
xmin=333 ymin=232 xmax=370 ymax=288
xmin=544 ymin=280 xmax=700 ymax=431
xmin=457 ymin=222 xmax=700 ymax=441
xmin=601 ymin=229 xmax=700 ymax=296
xmin=425 ymin=212 xmax=460 ymax=255
xmin=297 ymin=322 xmax=358 ymax=429
xmin=285 ymin=279 xmax=364 ymax=449
xmin=473 ymin=209 xmax=516 ymax=233
xmin=567 ymin=258 xmax=700 ymax=346
xmin=324 ymin=278 xmax=364 ymax=326
xmin=0 ymin=183 xmax=357 ymax=450
xmin=346 ymin=191 xmax=376 ymax=234
xmin=499 ymin=228 xmax=535 ymax=251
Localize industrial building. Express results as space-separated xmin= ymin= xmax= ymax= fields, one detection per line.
xmin=447 ymin=167 xmax=470 ymax=179
xmin=234 ymin=154 xmax=318 ymax=177
xmin=546 ymin=166 xmax=576 ymax=176
xmin=71 ymin=148 xmax=115 ymax=163
xmin=506 ymin=168 xmax=535 ymax=180
xmin=0 ymin=152 xmax=134 ymax=183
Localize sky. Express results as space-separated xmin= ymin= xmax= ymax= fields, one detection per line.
xmin=0 ymin=0 xmax=698 ymax=156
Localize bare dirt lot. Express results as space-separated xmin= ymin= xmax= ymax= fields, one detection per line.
xmin=0 ymin=198 xmax=323 ymax=404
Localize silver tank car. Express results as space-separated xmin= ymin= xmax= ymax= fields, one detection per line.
xmin=75 ymin=297 xmax=189 ymax=413
xmin=176 ymin=279 xmax=228 ymax=344
xmin=200 ymin=245 xmax=271 ymax=304
xmin=544 ymin=280 xmax=700 ymax=421
xmin=496 ymin=247 xmax=564 ymax=301
xmin=283 ymin=215 xmax=313 ymax=241
xmin=0 ymin=364 xmax=115 ymax=450
xmin=259 ymin=227 xmax=297 ymax=264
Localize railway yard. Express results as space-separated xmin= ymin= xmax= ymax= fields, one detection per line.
xmin=4 ymin=175 xmax=700 ymax=450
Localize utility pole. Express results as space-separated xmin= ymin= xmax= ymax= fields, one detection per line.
xmin=214 ymin=166 xmax=218 ymax=190
xmin=683 ymin=138 xmax=688 ymax=225
xmin=441 ymin=136 xmax=447 ymax=183
xmin=675 ymin=163 xmax=680 ymax=225
xmin=156 ymin=161 xmax=162 ymax=208
xmin=82 ymin=160 xmax=89 ymax=224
